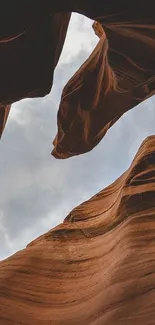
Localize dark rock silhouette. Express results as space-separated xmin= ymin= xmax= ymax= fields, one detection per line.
xmin=0 ymin=4 xmax=71 ymax=137
xmin=0 ymin=136 xmax=155 ymax=324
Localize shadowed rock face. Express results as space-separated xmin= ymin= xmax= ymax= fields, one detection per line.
xmin=0 ymin=135 xmax=155 ymax=324
xmin=0 ymin=5 xmax=71 ymax=138
xmin=1 ymin=2 xmax=155 ymax=157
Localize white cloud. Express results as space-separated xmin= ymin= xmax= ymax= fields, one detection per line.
xmin=58 ymin=13 xmax=97 ymax=65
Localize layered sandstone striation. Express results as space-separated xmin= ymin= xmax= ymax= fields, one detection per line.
xmin=0 ymin=136 xmax=155 ymax=324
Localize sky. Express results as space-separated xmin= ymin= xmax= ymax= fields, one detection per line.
xmin=0 ymin=14 xmax=155 ymax=260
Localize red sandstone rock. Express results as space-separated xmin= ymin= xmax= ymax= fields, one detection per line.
xmin=1 ymin=2 xmax=155 ymax=157
xmin=0 ymin=104 xmax=11 ymax=138
xmin=0 ymin=136 xmax=155 ymax=324
xmin=52 ymin=12 xmax=155 ymax=158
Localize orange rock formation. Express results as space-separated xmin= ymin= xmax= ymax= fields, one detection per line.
xmin=0 ymin=136 xmax=155 ymax=324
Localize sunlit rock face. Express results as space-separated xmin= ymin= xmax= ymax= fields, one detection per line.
xmin=0 ymin=136 xmax=155 ymax=324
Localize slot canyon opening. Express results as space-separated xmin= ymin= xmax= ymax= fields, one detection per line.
xmin=0 ymin=13 xmax=155 ymax=261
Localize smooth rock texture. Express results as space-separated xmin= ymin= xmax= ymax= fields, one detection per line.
xmin=52 ymin=9 xmax=155 ymax=158
xmin=0 ymin=135 xmax=155 ymax=324
xmin=0 ymin=104 xmax=11 ymax=138
xmin=1 ymin=2 xmax=155 ymax=157
xmin=0 ymin=2 xmax=71 ymax=137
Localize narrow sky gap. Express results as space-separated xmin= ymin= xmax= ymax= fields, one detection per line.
xmin=0 ymin=14 xmax=155 ymax=260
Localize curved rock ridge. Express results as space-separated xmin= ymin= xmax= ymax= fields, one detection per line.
xmin=1 ymin=2 xmax=155 ymax=157
xmin=1 ymin=135 xmax=155 ymax=324
xmin=52 ymin=11 xmax=155 ymax=158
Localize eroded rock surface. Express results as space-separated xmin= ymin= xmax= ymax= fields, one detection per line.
xmin=0 ymin=136 xmax=155 ymax=324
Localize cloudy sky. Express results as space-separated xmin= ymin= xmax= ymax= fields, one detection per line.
xmin=0 ymin=14 xmax=155 ymax=260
